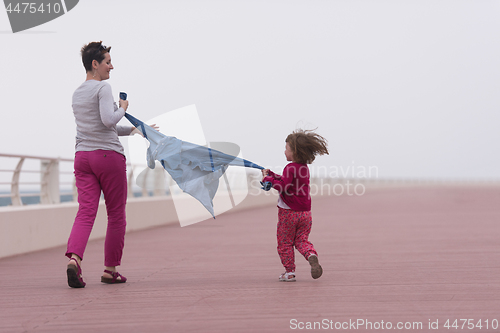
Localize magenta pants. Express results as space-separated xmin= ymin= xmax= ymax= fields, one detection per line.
xmin=66 ymin=150 xmax=127 ymax=267
xmin=277 ymin=208 xmax=317 ymax=273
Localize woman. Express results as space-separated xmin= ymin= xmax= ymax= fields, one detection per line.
xmin=65 ymin=41 xmax=133 ymax=288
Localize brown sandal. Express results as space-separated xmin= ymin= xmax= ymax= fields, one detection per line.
xmin=67 ymin=258 xmax=86 ymax=288
xmin=101 ymin=270 xmax=127 ymax=284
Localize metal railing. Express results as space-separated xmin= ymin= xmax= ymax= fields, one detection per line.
xmin=2 ymin=153 xmax=498 ymax=207
xmin=0 ymin=153 xmax=75 ymax=206
xmin=0 ymin=153 xmax=256 ymax=207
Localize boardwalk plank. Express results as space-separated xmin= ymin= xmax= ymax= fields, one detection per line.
xmin=0 ymin=186 xmax=499 ymax=332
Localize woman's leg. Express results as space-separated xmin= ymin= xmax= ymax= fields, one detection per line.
xmin=66 ymin=151 xmax=101 ymax=261
xmin=90 ymin=150 xmax=128 ymax=268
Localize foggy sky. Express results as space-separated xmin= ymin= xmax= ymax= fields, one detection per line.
xmin=1 ymin=0 xmax=499 ymax=181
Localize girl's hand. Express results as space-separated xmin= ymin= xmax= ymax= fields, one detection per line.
xmin=261 ymin=169 xmax=270 ymax=179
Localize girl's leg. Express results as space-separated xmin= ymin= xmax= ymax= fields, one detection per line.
xmin=66 ymin=151 xmax=101 ymax=260
xmin=90 ymin=150 xmax=128 ymax=268
xmin=277 ymin=208 xmax=298 ymax=272
xmin=294 ymin=211 xmax=318 ymax=259
xmin=295 ymin=211 xmax=322 ymax=279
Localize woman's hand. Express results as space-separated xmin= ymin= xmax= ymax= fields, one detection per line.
xmin=119 ymin=99 xmax=129 ymax=111
xmin=131 ymin=124 xmax=160 ymax=137
xmin=261 ymin=169 xmax=270 ymax=180
xmin=131 ymin=127 xmax=142 ymax=136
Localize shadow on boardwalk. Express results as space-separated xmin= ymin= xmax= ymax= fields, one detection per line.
xmin=1 ymin=186 xmax=499 ymax=333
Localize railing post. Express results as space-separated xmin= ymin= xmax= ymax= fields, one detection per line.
xmin=40 ymin=159 xmax=60 ymax=204
xmin=11 ymin=157 xmax=25 ymax=206
xmin=153 ymin=166 xmax=166 ymax=196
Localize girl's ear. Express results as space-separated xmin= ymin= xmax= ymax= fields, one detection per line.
xmin=92 ymin=59 xmax=98 ymax=69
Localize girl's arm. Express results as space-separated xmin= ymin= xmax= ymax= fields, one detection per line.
xmin=263 ymin=166 xmax=295 ymax=194
xmin=262 ymin=169 xmax=281 ymax=180
xmin=261 ymin=169 xmax=281 ymax=178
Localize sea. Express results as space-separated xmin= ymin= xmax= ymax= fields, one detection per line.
xmin=0 ymin=193 xmax=74 ymax=207
xmin=0 ymin=192 xmax=148 ymax=207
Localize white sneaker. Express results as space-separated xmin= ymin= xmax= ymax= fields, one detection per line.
xmin=279 ymin=272 xmax=296 ymax=282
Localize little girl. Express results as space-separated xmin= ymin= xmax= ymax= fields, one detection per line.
xmin=262 ymin=128 xmax=329 ymax=282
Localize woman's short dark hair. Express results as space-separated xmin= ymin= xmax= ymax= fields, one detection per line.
xmin=81 ymin=41 xmax=111 ymax=72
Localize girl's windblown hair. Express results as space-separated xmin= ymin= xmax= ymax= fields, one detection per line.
xmin=286 ymin=129 xmax=329 ymax=164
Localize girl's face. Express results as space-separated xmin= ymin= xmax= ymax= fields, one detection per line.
xmin=93 ymin=52 xmax=113 ymax=81
xmin=284 ymin=142 xmax=294 ymax=162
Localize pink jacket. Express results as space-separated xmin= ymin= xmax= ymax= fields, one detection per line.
xmin=263 ymin=163 xmax=311 ymax=211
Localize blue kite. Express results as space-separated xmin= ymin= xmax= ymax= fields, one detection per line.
xmin=125 ymin=113 xmax=265 ymax=218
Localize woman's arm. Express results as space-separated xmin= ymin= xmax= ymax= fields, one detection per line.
xmin=98 ymin=83 xmax=126 ymax=128
xmin=117 ymin=125 xmax=133 ymax=136
xmin=129 ymin=124 xmax=160 ymax=137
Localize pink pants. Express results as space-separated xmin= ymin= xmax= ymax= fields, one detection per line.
xmin=66 ymin=150 xmax=127 ymax=267
xmin=277 ymin=208 xmax=317 ymax=272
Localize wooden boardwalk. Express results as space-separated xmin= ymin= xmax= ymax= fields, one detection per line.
xmin=0 ymin=186 xmax=499 ymax=333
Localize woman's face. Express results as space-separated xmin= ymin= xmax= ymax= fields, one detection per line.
xmin=93 ymin=52 xmax=113 ymax=80
xmin=285 ymin=142 xmax=294 ymax=162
